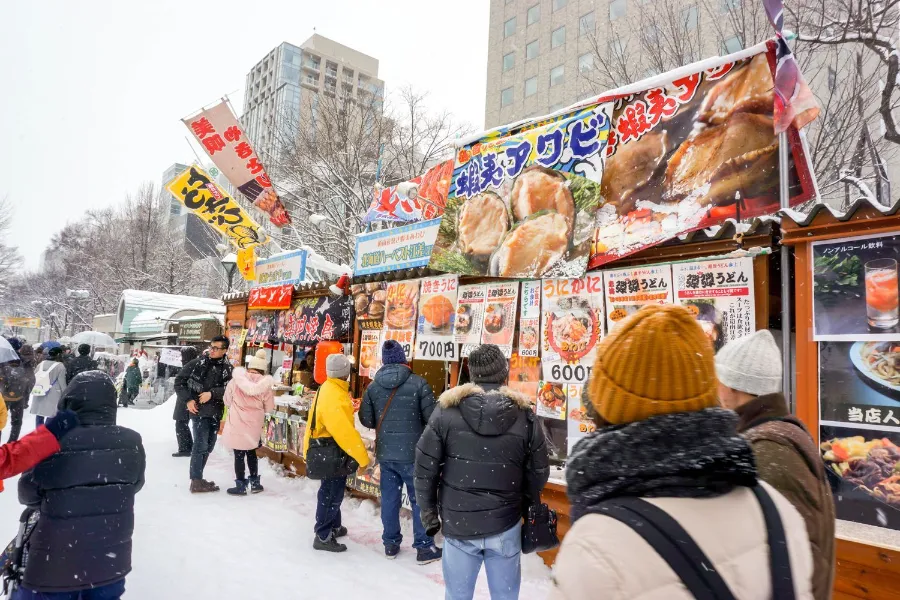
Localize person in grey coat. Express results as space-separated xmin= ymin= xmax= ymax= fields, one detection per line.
xmin=359 ymin=339 xmax=440 ymax=564
xmin=30 ymin=347 xmax=67 ymax=426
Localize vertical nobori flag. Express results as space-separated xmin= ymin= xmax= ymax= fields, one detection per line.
xmin=183 ymin=101 xmax=292 ymax=227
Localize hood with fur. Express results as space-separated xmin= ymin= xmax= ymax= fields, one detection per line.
xmin=230 ymin=367 xmax=275 ymax=396
xmin=439 ymin=383 xmax=532 ymax=436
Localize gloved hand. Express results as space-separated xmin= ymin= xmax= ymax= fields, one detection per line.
xmin=45 ymin=410 xmax=80 ymax=440
xmin=421 ymin=507 xmax=441 ymax=537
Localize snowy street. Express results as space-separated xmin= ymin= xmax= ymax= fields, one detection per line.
xmin=0 ymin=398 xmax=554 ymax=599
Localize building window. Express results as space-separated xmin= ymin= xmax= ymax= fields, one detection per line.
xmin=503 ymin=52 xmax=515 ymax=72
xmin=579 ymin=12 xmax=595 ymax=37
xmin=827 ymin=67 xmax=837 ymax=91
xmin=721 ymin=0 xmax=739 ymax=11
xmin=550 ymin=64 xmax=565 ymax=87
xmin=552 ymin=26 xmax=566 ymax=49
xmin=682 ymin=5 xmax=699 ymax=30
xmin=578 ymin=52 xmax=594 ymax=73
xmin=525 ymin=76 xmax=538 ymax=97
xmin=553 ymin=0 xmax=567 ymax=11
xmin=527 ymin=4 xmax=540 ymax=26
xmin=526 ymin=39 xmax=540 ymax=60
xmin=501 ymin=87 xmax=514 ymax=107
xmin=642 ymin=25 xmax=660 ymax=45
xmin=504 ymin=17 xmax=516 ymax=38
xmin=723 ymin=35 xmax=742 ymax=54
xmin=608 ymin=37 xmax=626 ymax=58
xmin=609 ymin=0 xmax=627 ymax=21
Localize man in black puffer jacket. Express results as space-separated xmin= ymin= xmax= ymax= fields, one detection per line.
xmin=415 ymin=344 xmax=549 ymax=600
xmin=66 ymin=343 xmax=98 ymax=382
xmin=16 ymin=371 xmax=145 ymax=599
xmin=360 ymin=339 xmax=438 ymax=564
xmin=171 ymin=346 xmax=199 ymax=457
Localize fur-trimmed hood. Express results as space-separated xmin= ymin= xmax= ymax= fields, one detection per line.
xmin=438 ymin=383 xmax=533 ymax=436
xmin=230 ymin=367 xmax=275 ymax=396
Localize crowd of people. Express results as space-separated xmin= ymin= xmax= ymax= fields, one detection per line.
xmin=0 ymin=302 xmax=837 ymax=599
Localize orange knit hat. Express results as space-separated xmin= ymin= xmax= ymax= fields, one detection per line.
xmin=589 ymin=304 xmax=718 ymax=425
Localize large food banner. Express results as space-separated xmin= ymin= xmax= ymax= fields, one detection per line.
xmin=673 ymin=257 xmax=755 ymax=351
xmin=415 ymin=275 xmax=459 ymax=362
xmin=812 ymin=233 xmax=900 ymax=341
xmin=352 ymin=282 xmax=387 ymax=330
xmin=184 ymin=101 xmax=291 ymax=227
xmin=166 ymin=165 xmax=269 ymax=249
xmin=540 ymin=275 xmax=605 ymax=388
xmin=454 ymin=284 xmax=486 ymax=357
xmin=518 ymin=281 xmax=542 ymax=358
xmin=481 ymin=282 xmax=520 ymax=358
xmin=381 ymin=281 xmax=420 ymax=361
xmin=603 ymin=265 xmax=674 ymax=332
xmin=278 ymin=296 xmax=351 ymax=344
xmin=429 ymin=102 xmax=612 ymax=279
xmin=592 ymin=45 xmax=815 ymax=268
xmin=363 ymin=160 xmax=454 ymax=224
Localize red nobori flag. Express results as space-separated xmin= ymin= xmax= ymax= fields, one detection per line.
xmin=763 ymin=0 xmax=819 ymax=132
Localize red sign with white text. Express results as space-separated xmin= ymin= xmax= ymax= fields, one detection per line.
xmin=248 ymin=285 xmax=293 ymax=310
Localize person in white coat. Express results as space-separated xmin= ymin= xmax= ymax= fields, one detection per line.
xmin=30 ymin=347 xmax=68 ymax=427
xmin=552 ymin=305 xmax=814 ymax=600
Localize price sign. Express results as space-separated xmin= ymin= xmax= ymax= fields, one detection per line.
xmin=416 ymin=339 xmax=458 ymax=361
xmin=542 ymin=361 xmax=594 ymax=384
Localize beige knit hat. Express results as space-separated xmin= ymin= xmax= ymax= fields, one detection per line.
xmin=715 ymin=329 xmax=782 ymax=396
xmin=247 ymin=349 xmax=268 ymax=372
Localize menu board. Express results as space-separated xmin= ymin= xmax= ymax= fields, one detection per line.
xmin=381 ymin=280 xmax=420 ymax=361
xmin=673 ymin=257 xmax=755 ymax=351
xmin=536 ymin=381 xmax=567 ymax=420
xmin=359 ymin=330 xmax=382 ymax=378
xmin=541 ymin=275 xmax=605 ymax=384
xmin=603 ymin=265 xmax=674 ymax=332
xmin=481 ymin=282 xmax=520 ymax=358
xmin=415 ymin=275 xmax=459 ymax=362
xmin=508 ymin=353 xmax=540 ymax=404
xmin=518 ymin=281 xmax=542 ymax=358
xmin=455 ymin=284 xmax=487 ymax=357
xmin=812 ymin=233 xmax=900 ymax=341
xmin=566 ymin=383 xmax=594 ymax=455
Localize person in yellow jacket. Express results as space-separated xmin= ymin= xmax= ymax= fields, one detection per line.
xmin=303 ymin=353 xmax=369 ymax=553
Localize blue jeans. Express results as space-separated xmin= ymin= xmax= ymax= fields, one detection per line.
xmin=380 ymin=461 xmax=432 ymax=550
xmin=443 ymin=522 xmax=522 ymax=600
xmin=315 ymin=476 xmax=347 ymax=540
xmin=189 ymin=417 xmax=219 ymax=480
xmin=12 ymin=578 xmax=126 ymax=599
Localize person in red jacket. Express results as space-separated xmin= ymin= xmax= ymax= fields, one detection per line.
xmin=0 ymin=410 xmax=79 ymax=493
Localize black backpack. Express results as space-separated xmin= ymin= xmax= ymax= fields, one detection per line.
xmin=0 ymin=365 xmax=34 ymax=402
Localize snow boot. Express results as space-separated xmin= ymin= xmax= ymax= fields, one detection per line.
xmin=190 ymin=479 xmax=218 ymax=494
xmin=172 ymin=451 xmax=191 ymax=458
xmin=203 ymin=479 xmax=220 ymax=491
xmin=416 ymin=545 xmax=443 ymax=565
xmin=249 ymin=475 xmax=264 ymax=494
xmin=313 ymin=532 xmax=347 ymax=553
xmin=333 ymin=526 xmax=348 ymax=539
xmin=385 ymin=545 xmax=400 ymax=560
xmin=227 ymin=479 xmax=248 ymax=496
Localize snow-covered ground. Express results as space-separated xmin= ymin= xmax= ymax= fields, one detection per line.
xmin=0 ymin=398 xmax=554 ymax=598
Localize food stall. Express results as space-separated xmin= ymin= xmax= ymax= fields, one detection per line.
xmin=782 ymin=199 xmax=900 ymax=597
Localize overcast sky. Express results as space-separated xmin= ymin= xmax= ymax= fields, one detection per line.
xmin=0 ymin=0 xmax=489 ymax=269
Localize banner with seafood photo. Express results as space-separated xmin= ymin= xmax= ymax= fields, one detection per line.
xmin=428 ymin=103 xmax=612 ymax=279
xmin=603 ymin=265 xmax=674 ymax=332
xmin=381 ymin=280 xmax=421 ymax=362
xmin=352 ymin=282 xmax=388 ymax=330
xmin=415 ymin=275 xmax=459 ymax=362
xmin=591 ymin=43 xmax=816 ymax=268
xmin=454 ymin=284 xmax=487 ymax=358
xmin=481 ymin=282 xmax=520 ymax=358
xmin=363 ymin=160 xmax=454 ymax=224
xmin=540 ymin=275 xmax=605 ymax=386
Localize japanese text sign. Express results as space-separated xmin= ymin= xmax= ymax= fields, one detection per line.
xmin=541 ymin=275 xmax=605 ymax=384
xmin=602 ymin=265 xmax=674 ymax=332
xmin=359 ymin=330 xmax=382 ymax=378
xmin=354 ymin=219 xmax=441 ymax=276
xmin=248 ymin=284 xmax=293 ymax=311
xmin=518 ymin=281 xmax=542 ymax=358
xmin=416 ymin=275 xmax=459 ymax=362
xmin=481 ymin=282 xmax=519 ymax=358
xmin=278 ymin=295 xmax=351 ymax=344
xmin=253 ymin=250 xmax=307 ymax=288
xmin=382 ymin=281 xmax=421 ymax=362
xmin=455 ymin=284 xmax=486 ymax=357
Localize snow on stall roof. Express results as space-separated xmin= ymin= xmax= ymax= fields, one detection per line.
xmin=176 ymin=313 xmax=225 ymax=325
xmin=779 ymin=196 xmax=900 ymax=227
xmin=129 ymin=309 xmax=178 ymax=331
xmin=120 ymin=289 xmax=224 ymax=313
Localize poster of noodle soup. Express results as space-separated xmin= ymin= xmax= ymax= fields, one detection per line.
xmin=455 ymin=284 xmax=487 ymax=357
xmin=812 ymin=233 xmax=900 ymax=342
xmin=540 ymin=275 xmax=605 ymax=385
xmin=481 ymin=282 xmax=520 ymax=358
xmin=381 ymin=280 xmax=420 ymax=361
xmin=518 ymin=281 xmax=542 ymax=358
xmin=602 ymin=265 xmax=674 ymax=332
xmin=415 ymin=275 xmax=459 ymax=362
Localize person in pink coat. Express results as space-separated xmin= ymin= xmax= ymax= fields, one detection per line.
xmin=222 ymin=349 xmax=275 ymax=496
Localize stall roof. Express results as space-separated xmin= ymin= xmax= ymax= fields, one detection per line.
xmin=120 ymin=290 xmax=224 ymax=313
xmin=176 ymin=313 xmax=225 ymax=325
xmin=779 ymin=198 xmax=900 ymax=228
xmin=222 ymin=278 xmax=339 ymax=303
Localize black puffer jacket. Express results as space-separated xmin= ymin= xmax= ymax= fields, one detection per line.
xmin=66 ymin=355 xmax=98 ymax=382
xmin=415 ymin=383 xmax=549 ymax=540
xmin=359 ymin=364 xmax=436 ymax=463
xmin=18 ymin=372 xmax=145 ymax=592
xmin=174 ymin=353 xmax=231 ymax=420
xmin=172 ymin=347 xmax=200 ymax=421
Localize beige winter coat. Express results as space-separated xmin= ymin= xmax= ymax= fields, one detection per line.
xmin=552 ymin=481 xmax=814 ymax=600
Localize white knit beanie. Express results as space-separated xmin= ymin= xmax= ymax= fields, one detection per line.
xmin=715 ymin=329 xmax=782 ymax=396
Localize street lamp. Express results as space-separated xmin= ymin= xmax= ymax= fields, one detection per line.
xmin=221 ymin=253 xmax=238 ymax=293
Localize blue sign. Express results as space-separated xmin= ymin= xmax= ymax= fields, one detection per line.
xmin=354 ymin=219 xmax=441 ymax=276
xmin=253 ymin=249 xmax=307 ymax=287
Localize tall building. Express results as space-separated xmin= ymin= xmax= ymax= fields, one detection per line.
xmin=161 ymin=162 xmax=219 ymax=261
xmin=242 ymin=34 xmax=384 ymax=159
xmin=161 ymin=162 xmax=190 ymax=218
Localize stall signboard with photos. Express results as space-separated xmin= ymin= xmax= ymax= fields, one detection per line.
xmin=415 ymin=275 xmax=459 ymax=361
xmin=602 ymin=265 xmax=674 ymax=332
xmin=429 ymin=102 xmax=611 ymax=279
xmin=812 ymin=233 xmax=900 ymax=341
xmin=673 ymin=257 xmax=755 ymax=351
xmin=454 ymin=284 xmax=487 ymax=357
xmin=519 ymin=281 xmax=542 ymax=358
xmin=352 ymin=282 xmax=388 ymax=330
xmin=381 ymin=281 xmax=421 ymax=361
xmin=481 ymin=282 xmax=520 ymax=358
xmin=541 ymin=275 xmax=605 ymax=385
xmin=591 ymin=43 xmax=815 ymax=268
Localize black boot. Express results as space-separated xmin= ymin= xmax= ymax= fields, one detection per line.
xmin=249 ymin=475 xmax=264 ymax=494
xmin=313 ymin=532 xmax=347 ymax=553
xmin=227 ymin=479 xmax=248 ymax=496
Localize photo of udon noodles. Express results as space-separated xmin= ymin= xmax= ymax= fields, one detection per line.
xmin=859 ymin=342 xmax=900 ymax=386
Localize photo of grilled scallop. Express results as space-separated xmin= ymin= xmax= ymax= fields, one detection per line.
xmin=457 ymin=191 xmax=510 ymax=258
xmin=493 ymin=212 xmax=570 ymax=277
xmin=600 ymin=130 xmax=669 ymax=214
xmin=664 ymin=112 xmax=778 ymax=206
xmin=699 ymin=54 xmax=775 ymax=125
xmin=510 ymin=166 xmax=575 ymax=229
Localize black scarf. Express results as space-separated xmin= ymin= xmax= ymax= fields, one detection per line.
xmin=567 ymin=408 xmax=758 ymax=522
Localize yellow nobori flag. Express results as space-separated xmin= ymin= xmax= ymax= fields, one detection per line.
xmin=237 ymin=246 xmax=256 ymax=281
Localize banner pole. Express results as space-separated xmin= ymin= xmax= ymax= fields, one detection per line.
xmin=778 ymin=131 xmax=793 ymax=413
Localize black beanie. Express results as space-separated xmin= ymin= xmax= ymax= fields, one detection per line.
xmin=468 ymin=344 xmax=509 ymax=384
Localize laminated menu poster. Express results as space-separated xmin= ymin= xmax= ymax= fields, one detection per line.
xmin=285 ymin=416 xmax=306 ymax=455
xmin=481 ymin=282 xmax=520 ymax=358
xmin=812 ymin=233 xmax=900 ymax=341
xmin=518 ymin=281 xmax=542 ymax=358
xmin=381 ymin=280 xmax=420 ymax=361
xmin=359 ymin=330 xmax=382 ymax=378
xmin=454 ymin=284 xmax=486 ymax=357
xmin=603 ymin=265 xmax=674 ymax=332
xmin=351 ymin=282 xmax=387 ymax=330
xmin=536 ymin=381 xmax=567 ymax=420
xmin=415 ymin=275 xmax=459 ymax=362
xmin=566 ymin=383 xmax=595 ymax=455
xmin=508 ymin=353 xmax=540 ymax=405
xmin=672 ymin=257 xmax=755 ymax=351
xmin=541 ymin=275 xmax=605 ymax=385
